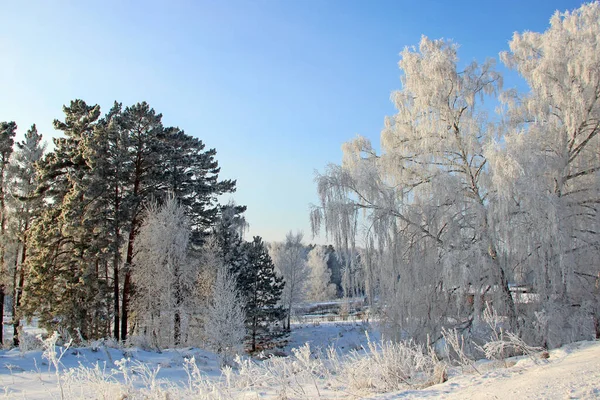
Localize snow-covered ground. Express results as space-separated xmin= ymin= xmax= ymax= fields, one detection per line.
xmin=370 ymin=340 xmax=600 ymax=400
xmin=0 ymin=321 xmax=598 ymax=399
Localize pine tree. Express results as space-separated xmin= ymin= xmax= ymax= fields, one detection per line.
xmin=85 ymin=102 xmax=132 ymax=340
xmin=20 ymin=99 xmax=237 ymax=342
xmin=23 ymin=100 xmax=108 ymax=340
xmin=0 ymin=121 xmax=16 ymax=344
xmin=159 ymin=128 xmax=236 ymax=243
xmin=213 ymin=202 xmax=248 ymax=277
xmin=119 ymin=101 xmax=164 ymax=341
xmin=240 ymin=236 xmax=285 ymax=352
xmin=7 ymin=125 xmax=45 ymax=345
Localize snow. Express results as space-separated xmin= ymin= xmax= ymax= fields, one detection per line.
xmin=0 ymin=322 xmax=598 ymax=399
xmin=284 ymin=321 xmax=379 ymax=353
xmin=369 ymin=341 xmax=600 ymax=400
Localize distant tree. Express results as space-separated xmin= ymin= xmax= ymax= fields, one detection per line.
xmin=325 ymin=245 xmax=343 ymax=296
xmin=306 ymin=245 xmax=336 ymax=302
xmin=269 ymin=232 xmax=309 ymax=330
xmin=240 ymin=236 xmax=285 ymax=352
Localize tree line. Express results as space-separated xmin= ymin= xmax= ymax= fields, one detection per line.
xmin=0 ymin=100 xmax=290 ymax=353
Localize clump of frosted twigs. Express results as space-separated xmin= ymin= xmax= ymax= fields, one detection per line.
xmin=442 ymin=304 xmax=545 ymax=373
xmin=475 ymin=304 xmax=543 ymax=366
xmin=441 ymin=327 xmax=481 ymax=374
xmin=224 ymin=335 xmax=446 ymax=396
xmin=477 ymin=331 xmax=543 ymax=365
xmin=59 ymin=336 xmax=446 ymax=399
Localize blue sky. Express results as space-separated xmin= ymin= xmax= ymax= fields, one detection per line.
xmin=0 ymin=0 xmax=586 ymax=244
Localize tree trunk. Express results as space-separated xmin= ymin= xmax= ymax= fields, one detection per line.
xmin=121 ymin=257 xmax=132 ymax=342
xmin=113 ymin=184 xmax=121 ymax=341
xmin=174 ymin=267 xmax=182 ymax=346
xmin=121 ymin=145 xmax=144 ymax=342
xmin=495 ymin=255 xmax=518 ymax=331
xmin=251 ymin=316 xmax=257 ymax=352
xmin=11 ymin=247 xmax=20 ymax=346
xmin=12 ymin=234 xmax=27 ymax=346
xmin=174 ymin=311 xmax=181 ymax=346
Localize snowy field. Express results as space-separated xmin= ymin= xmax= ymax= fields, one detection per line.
xmin=0 ymin=321 xmax=598 ymax=399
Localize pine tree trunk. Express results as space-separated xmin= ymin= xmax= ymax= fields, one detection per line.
xmin=121 ymin=263 xmax=131 ymax=342
xmin=121 ymin=147 xmax=144 ymax=342
xmin=12 ymin=246 xmax=21 ymax=346
xmin=11 ymin=249 xmax=19 ymax=346
xmin=121 ymin=215 xmax=138 ymax=342
xmin=113 ymin=255 xmax=120 ymax=340
xmin=12 ymin=235 xmax=27 ymax=346
xmin=112 ymin=181 xmax=122 ymax=340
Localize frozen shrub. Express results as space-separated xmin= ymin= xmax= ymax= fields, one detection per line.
xmin=17 ymin=329 xmax=44 ymax=353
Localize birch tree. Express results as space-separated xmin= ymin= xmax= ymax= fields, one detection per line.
xmin=132 ymin=195 xmax=194 ymax=347
xmin=203 ymin=268 xmax=245 ymax=365
xmin=312 ymin=36 xmax=515 ymax=339
xmin=497 ymin=2 xmax=600 ymax=344
xmin=269 ymin=232 xmax=309 ymax=330
xmin=306 ymin=245 xmax=336 ymax=302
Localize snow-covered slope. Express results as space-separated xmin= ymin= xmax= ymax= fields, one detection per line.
xmin=370 ymin=340 xmax=600 ymax=400
xmin=0 ymin=322 xmax=598 ymax=399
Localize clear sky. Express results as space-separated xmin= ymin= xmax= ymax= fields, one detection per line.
xmin=0 ymin=0 xmax=586 ymax=244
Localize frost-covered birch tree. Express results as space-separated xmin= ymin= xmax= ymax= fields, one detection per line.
xmin=203 ymin=268 xmax=245 ymax=365
xmin=495 ymin=2 xmax=600 ymax=344
xmin=132 ymin=195 xmax=195 ymax=347
xmin=269 ymin=232 xmax=309 ymax=330
xmin=312 ymin=36 xmax=515 ymax=340
xmin=306 ymin=245 xmax=336 ymax=302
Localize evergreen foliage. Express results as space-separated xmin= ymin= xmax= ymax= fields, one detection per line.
xmin=19 ymin=99 xmax=236 ymax=341
xmin=240 ymin=236 xmax=285 ymax=352
xmin=0 ymin=121 xmax=16 ymax=344
xmin=7 ymin=125 xmax=45 ymax=345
